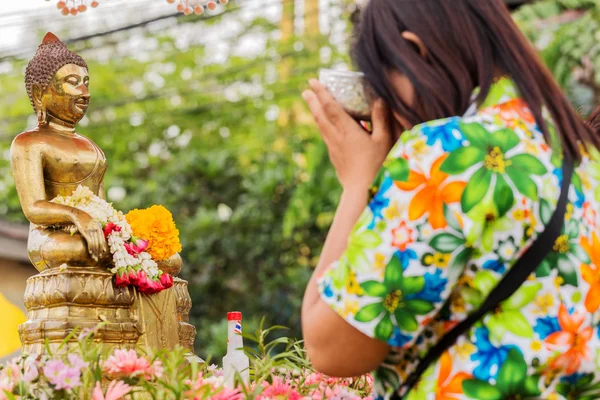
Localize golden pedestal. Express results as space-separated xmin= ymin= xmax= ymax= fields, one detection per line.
xmin=19 ymin=266 xmax=200 ymax=360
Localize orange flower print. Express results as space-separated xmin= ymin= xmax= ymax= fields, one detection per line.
xmin=436 ymin=351 xmax=471 ymax=400
xmin=545 ymin=304 xmax=593 ymax=374
xmin=491 ymin=98 xmax=535 ymax=128
xmin=583 ymin=203 xmax=597 ymax=228
xmin=581 ymin=232 xmax=600 ymax=312
xmin=395 ymin=154 xmax=466 ymax=229
xmin=391 ymin=221 xmax=414 ymax=251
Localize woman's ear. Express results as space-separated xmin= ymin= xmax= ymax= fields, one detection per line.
xmin=401 ymin=31 xmax=429 ymax=61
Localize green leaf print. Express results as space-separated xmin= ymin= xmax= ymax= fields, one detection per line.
xmin=355 ymin=256 xmax=431 ymax=340
xmin=440 ymin=147 xmax=486 ymax=174
xmin=462 ymin=168 xmax=493 ymax=213
xmin=494 ymin=174 xmax=515 ymax=218
xmin=489 ymin=128 xmax=520 ymax=153
xmin=509 ymin=154 xmax=548 ymax=175
xmin=470 ymin=271 xmax=541 ymax=340
xmin=385 ymin=157 xmax=409 ymax=182
xmin=443 ymin=204 xmax=462 ymax=232
xmin=430 ymin=233 xmax=466 ymax=254
xmin=463 ymin=349 xmax=541 ymax=399
xmin=506 ymin=167 xmax=539 ymax=200
xmin=461 ymin=121 xmax=492 ymax=149
xmin=539 ymin=198 xmax=553 ymax=225
xmin=345 ymin=229 xmax=382 ymax=273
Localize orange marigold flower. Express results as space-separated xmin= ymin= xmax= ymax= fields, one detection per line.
xmin=126 ymin=205 xmax=182 ymax=261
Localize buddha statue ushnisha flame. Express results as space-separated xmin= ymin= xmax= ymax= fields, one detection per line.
xmin=13 ymin=32 xmax=109 ymax=269
xmin=10 ymin=33 xmax=198 ymax=358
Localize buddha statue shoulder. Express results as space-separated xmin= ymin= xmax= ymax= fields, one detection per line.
xmin=10 ymin=32 xmax=109 ymax=270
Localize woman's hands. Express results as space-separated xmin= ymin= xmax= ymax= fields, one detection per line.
xmin=72 ymin=210 xmax=109 ymax=262
xmin=302 ymin=79 xmax=394 ymax=193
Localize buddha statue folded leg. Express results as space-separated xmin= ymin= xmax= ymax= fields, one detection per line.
xmin=21 ymin=226 xmax=138 ymax=355
xmin=28 ymin=225 xmax=108 ymax=271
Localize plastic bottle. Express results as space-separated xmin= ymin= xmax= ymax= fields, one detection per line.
xmin=222 ymin=311 xmax=250 ymax=388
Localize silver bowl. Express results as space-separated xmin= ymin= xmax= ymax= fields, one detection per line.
xmin=319 ymin=68 xmax=372 ymax=121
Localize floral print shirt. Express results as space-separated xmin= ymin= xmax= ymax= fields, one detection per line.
xmin=317 ymin=78 xmax=600 ymax=400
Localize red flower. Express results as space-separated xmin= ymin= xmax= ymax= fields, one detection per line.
xmin=160 ymin=274 xmax=174 ymax=289
xmin=124 ymin=239 xmax=149 ymax=256
xmin=114 ymin=269 xmax=130 ymax=287
xmin=103 ymin=222 xmax=121 ymax=239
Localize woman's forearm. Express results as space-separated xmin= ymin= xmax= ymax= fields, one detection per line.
xmin=303 ymin=185 xmax=370 ymax=311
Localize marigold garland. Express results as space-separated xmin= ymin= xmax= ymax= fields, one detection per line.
xmin=126 ymin=205 xmax=182 ymax=261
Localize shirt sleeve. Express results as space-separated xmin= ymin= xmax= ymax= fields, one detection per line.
xmin=317 ymin=117 xmax=470 ymax=347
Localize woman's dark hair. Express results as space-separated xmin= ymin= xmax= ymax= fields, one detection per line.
xmin=587 ymin=106 xmax=600 ymax=135
xmin=352 ymin=0 xmax=597 ymax=160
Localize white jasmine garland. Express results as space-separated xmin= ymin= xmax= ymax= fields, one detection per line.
xmin=50 ymin=185 xmax=160 ymax=280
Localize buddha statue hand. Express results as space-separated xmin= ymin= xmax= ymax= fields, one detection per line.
xmin=72 ymin=209 xmax=109 ymax=262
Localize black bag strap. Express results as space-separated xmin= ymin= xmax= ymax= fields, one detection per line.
xmin=394 ymin=157 xmax=575 ymax=399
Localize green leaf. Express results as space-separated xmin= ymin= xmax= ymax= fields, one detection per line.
xmin=332 ymin=261 xmax=350 ymax=290
xmin=573 ymin=173 xmax=584 ymax=195
xmin=462 ymin=168 xmax=492 ymax=213
xmin=394 ymin=309 xmax=419 ymax=332
xmin=347 ymin=247 xmax=371 ymax=273
xmin=567 ymin=220 xmax=579 ymax=239
xmin=509 ymin=154 xmax=548 ymax=175
xmin=523 ymin=374 xmax=542 ymax=397
xmin=356 ymin=230 xmax=383 ymax=248
xmin=462 ymin=380 xmax=504 ymax=400
xmin=384 ymin=256 xmax=404 ymax=290
xmin=473 ymin=270 xmax=499 ymax=294
xmin=460 ymin=121 xmax=491 ymax=149
xmin=487 ymin=314 xmax=507 ymax=344
xmin=355 ymin=303 xmax=385 ymax=322
xmin=405 ymin=299 xmax=435 ymax=315
xmin=502 ymin=310 xmax=534 ymax=338
xmin=496 ymin=348 xmax=527 ymax=395
xmin=494 ymin=174 xmax=515 ymax=218
xmin=444 ymin=203 xmax=461 ymax=232
xmin=430 ymin=233 xmax=465 ymax=254
xmin=539 ymin=198 xmax=553 ymax=225
xmin=506 ymin=166 xmax=539 ymax=200
xmin=401 ymin=276 xmax=425 ymax=295
xmin=503 ymin=282 xmax=542 ymax=310
xmin=385 ymin=157 xmax=410 ymax=182
xmin=449 ymin=248 xmax=472 ymax=281
xmin=360 ymin=281 xmax=388 ymax=297
xmin=536 ymin=256 xmax=554 ymax=277
xmin=557 ymin=255 xmax=578 ymax=286
xmin=375 ymin=314 xmax=394 ymax=340
xmin=572 ymin=244 xmax=591 ymax=263
xmin=490 ymin=128 xmax=520 ymax=153
xmin=440 ymin=147 xmax=486 ymax=175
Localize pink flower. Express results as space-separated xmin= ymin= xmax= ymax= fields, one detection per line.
xmin=68 ymin=354 xmax=88 ymax=372
xmin=43 ymin=359 xmax=66 ymax=382
xmin=136 ymin=276 xmax=165 ymax=294
xmin=92 ymin=380 xmax=131 ymax=400
xmin=103 ymin=223 xmax=121 ymax=239
xmin=22 ymin=356 xmax=39 ymax=383
xmin=184 ymin=373 xmax=242 ymax=400
xmin=114 ymin=269 xmax=131 ymax=287
xmin=103 ymin=349 xmax=161 ymax=380
xmin=53 ymin=367 xmax=82 ymax=390
xmin=0 ymin=370 xmax=15 ymax=400
xmin=124 ymin=238 xmax=149 ymax=255
xmin=160 ymin=274 xmax=174 ymax=289
xmin=258 ymin=377 xmax=302 ymax=400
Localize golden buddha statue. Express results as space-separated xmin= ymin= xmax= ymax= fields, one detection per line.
xmin=10 ymin=33 xmax=198 ymax=359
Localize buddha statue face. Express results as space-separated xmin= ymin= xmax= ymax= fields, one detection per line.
xmin=25 ymin=32 xmax=90 ymax=127
xmin=35 ymin=64 xmax=90 ymax=125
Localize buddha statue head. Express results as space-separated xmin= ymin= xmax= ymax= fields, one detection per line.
xmin=25 ymin=32 xmax=90 ymax=127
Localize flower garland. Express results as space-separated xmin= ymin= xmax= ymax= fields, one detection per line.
xmin=50 ymin=185 xmax=176 ymax=294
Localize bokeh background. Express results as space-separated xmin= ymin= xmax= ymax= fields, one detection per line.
xmin=0 ymin=0 xmax=598 ymax=363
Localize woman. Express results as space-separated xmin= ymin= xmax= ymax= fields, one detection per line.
xmin=301 ymin=1 xmax=600 ymax=399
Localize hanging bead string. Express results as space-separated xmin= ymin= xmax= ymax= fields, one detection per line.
xmin=166 ymin=0 xmax=228 ymax=16
xmin=56 ymin=0 xmax=99 ymax=16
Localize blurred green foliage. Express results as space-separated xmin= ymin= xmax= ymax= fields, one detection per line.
xmin=1 ymin=1 xmax=599 ymax=363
